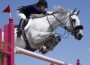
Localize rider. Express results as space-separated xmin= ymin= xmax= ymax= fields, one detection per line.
xmin=17 ymin=0 xmax=53 ymax=37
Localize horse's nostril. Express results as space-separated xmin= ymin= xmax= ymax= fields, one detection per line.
xmin=79 ymin=34 xmax=83 ymax=38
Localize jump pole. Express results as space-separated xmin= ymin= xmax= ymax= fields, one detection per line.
xmin=16 ymin=47 xmax=71 ymax=65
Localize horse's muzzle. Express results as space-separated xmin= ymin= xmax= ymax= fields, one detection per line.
xmin=72 ymin=25 xmax=83 ymax=40
xmin=78 ymin=34 xmax=83 ymax=40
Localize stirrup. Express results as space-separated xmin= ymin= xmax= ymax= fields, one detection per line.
xmin=17 ymin=28 xmax=23 ymax=37
xmin=17 ymin=31 xmax=22 ymax=37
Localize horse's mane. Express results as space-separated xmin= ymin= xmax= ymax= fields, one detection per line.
xmin=31 ymin=6 xmax=71 ymax=19
xmin=53 ymin=6 xmax=71 ymax=14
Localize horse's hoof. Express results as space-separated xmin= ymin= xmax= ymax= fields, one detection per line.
xmin=42 ymin=51 xmax=46 ymax=54
xmin=39 ymin=48 xmax=43 ymax=52
xmin=39 ymin=49 xmax=46 ymax=54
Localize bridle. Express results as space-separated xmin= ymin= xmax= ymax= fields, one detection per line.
xmin=46 ymin=13 xmax=79 ymax=39
xmin=46 ymin=14 xmax=68 ymax=38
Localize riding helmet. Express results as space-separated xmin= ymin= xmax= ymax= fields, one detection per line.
xmin=37 ymin=0 xmax=48 ymax=8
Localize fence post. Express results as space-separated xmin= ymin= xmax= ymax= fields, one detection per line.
xmin=7 ymin=17 xmax=14 ymax=65
xmin=4 ymin=24 xmax=8 ymax=65
xmin=50 ymin=63 xmax=54 ymax=65
xmin=76 ymin=59 xmax=81 ymax=65
xmin=0 ymin=28 xmax=2 ymax=65
xmin=0 ymin=17 xmax=15 ymax=65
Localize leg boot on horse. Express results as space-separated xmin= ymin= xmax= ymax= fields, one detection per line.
xmin=39 ymin=35 xmax=61 ymax=54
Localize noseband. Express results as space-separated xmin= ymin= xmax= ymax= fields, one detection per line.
xmin=73 ymin=25 xmax=83 ymax=31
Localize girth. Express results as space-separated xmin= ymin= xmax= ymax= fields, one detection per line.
xmin=22 ymin=32 xmax=36 ymax=52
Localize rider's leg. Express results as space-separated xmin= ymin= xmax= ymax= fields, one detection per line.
xmin=17 ymin=18 xmax=24 ymax=37
xmin=17 ymin=11 xmax=26 ymax=37
xmin=17 ymin=18 xmax=29 ymax=37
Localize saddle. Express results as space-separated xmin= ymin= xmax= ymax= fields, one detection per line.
xmin=15 ymin=19 xmax=37 ymax=51
xmin=16 ymin=14 xmax=46 ymax=37
xmin=30 ymin=14 xmax=46 ymax=19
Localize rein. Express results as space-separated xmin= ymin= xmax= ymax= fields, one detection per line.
xmin=46 ymin=14 xmax=71 ymax=39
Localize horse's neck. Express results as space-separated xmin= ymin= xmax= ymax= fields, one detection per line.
xmin=46 ymin=15 xmax=58 ymax=28
xmin=47 ymin=13 xmax=69 ymax=29
xmin=28 ymin=13 xmax=70 ymax=32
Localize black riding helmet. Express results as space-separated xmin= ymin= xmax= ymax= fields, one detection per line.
xmin=37 ymin=0 xmax=48 ymax=8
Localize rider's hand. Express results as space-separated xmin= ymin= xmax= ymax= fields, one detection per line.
xmin=46 ymin=11 xmax=53 ymax=15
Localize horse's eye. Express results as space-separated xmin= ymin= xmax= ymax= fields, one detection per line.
xmin=72 ymin=19 xmax=76 ymax=22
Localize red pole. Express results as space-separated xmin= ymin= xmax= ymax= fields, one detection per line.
xmin=8 ymin=17 xmax=14 ymax=65
xmin=76 ymin=59 xmax=81 ymax=65
xmin=50 ymin=63 xmax=54 ymax=65
xmin=4 ymin=17 xmax=14 ymax=65
xmin=0 ymin=17 xmax=14 ymax=65
xmin=0 ymin=28 xmax=2 ymax=65
xmin=4 ymin=23 xmax=8 ymax=65
xmin=0 ymin=28 xmax=2 ymax=49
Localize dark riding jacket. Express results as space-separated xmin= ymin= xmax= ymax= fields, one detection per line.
xmin=18 ymin=4 xmax=47 ymax=19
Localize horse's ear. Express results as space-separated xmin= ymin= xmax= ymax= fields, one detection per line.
xmin=77 ymin=10 xmax=80 ymax=15
xmin=72 ymin=8 xmax=77 ymax=14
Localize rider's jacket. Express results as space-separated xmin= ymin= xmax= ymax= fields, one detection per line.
xmin=17 ymin=4 xmax=47 ymax=19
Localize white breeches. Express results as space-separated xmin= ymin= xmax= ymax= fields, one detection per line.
xmin=17 ymin=11 xmax=26 ymax=20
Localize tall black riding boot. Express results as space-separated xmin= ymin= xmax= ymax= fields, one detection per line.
xmin=17 ymin=18 xmax=24 ymax=37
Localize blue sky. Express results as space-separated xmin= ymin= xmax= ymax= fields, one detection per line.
xmin=0 ymin=0 xmax=90 ymax=65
